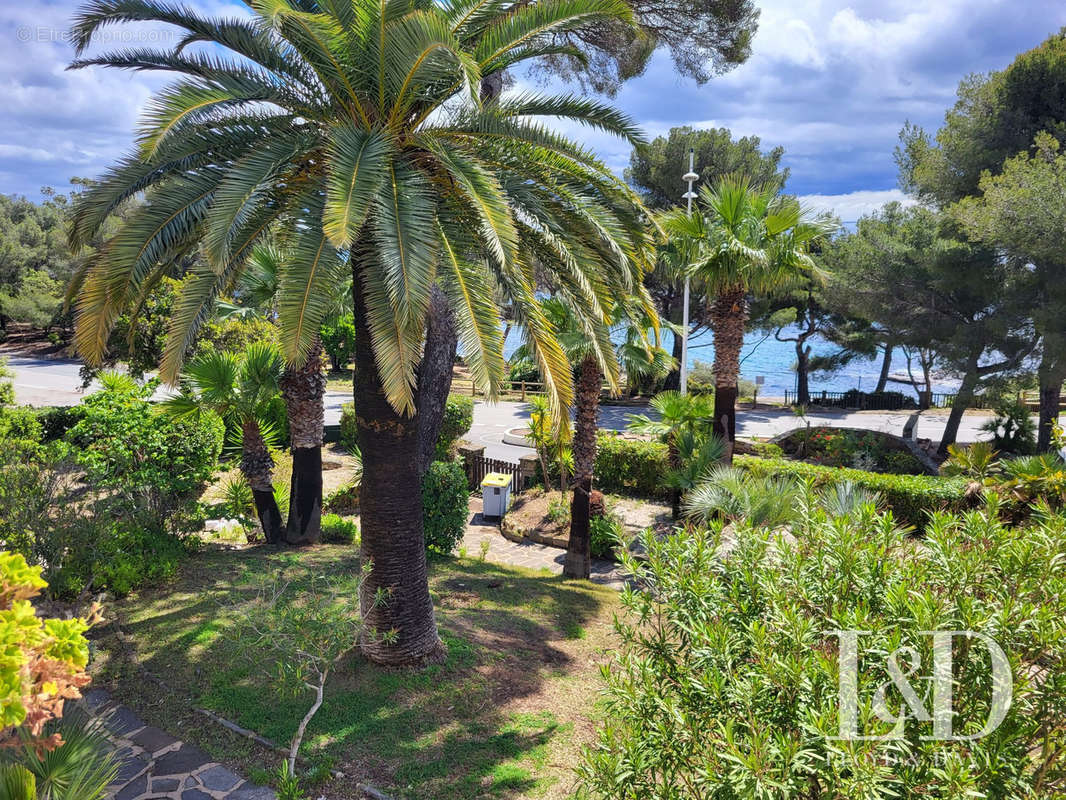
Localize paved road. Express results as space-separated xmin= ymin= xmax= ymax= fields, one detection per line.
xmin=0 ymin=349 xmax=1011 ymax=459
xmin=468 ymin=399 xmax=1002 ymax=459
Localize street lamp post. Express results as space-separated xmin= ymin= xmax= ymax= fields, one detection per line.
xmin=679 ymin=148 xmax=699 ymax=395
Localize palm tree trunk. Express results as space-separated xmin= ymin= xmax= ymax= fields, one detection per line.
xmin=565 ymin=356 xmax=600 ymax=579
xmin=415 ymin=287 xmax=458 ymax=475
xmin=282 ymin=337 xmax=325 ymax=545
xmin=241 ymin=419 xmax=283 ymax=544
xmin=352 ymin=261 xmax=445 ymax=666
xmin=710 ymin=287 xmax=747 ymax=458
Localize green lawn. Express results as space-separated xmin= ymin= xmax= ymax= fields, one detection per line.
xmin=91 ymin=545 xmax=619 ymax=800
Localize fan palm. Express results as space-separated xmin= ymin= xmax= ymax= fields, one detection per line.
xmin=68 ymin=0 xmax=652 ymax=664
xmin=628 ymin=389 xmax=715 ymax=516
xmin=663 ymin=175 xmax=835 ymax=455
xmin=160 ymin=342 xmax=286 ymax=542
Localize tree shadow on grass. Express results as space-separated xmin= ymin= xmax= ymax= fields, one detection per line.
xmin=97 ymin=544 xmax=613 ymax=799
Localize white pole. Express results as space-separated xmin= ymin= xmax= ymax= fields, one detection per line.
xmin=679 ymin=148 xmax=698 ymax=395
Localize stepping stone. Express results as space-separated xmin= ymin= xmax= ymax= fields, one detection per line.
xmin=198 ymin=765 xmax=242 ymax=792
xmin=131 ymin=726 xmax=179 ymax=755
xmin=151 ymin=778 xmax=181 ymax=793
xmin=115 ymin=772 xmax=147 ymax=800
xmin=153 ymin=745 xmax=212 ymax=776
xmin=112 ymin=752 xmax=150 ymax=785
xmin=84 ymin=688 xmax=114 ymax=712
xmin=180 ymin=790 xmax=214 ymax=800
xmin=226 ymin=784 xmax=277 ymax=800
xmin=107 ymin=706 xmax=147 ymax=736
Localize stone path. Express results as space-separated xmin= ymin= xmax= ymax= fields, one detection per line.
xmin=462 ymin=498 xmax=626 ymax=588
xmin=84 ymin=689 xmax=277 ymax=800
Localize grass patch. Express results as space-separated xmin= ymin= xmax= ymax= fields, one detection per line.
xmin=91 ymin=545 xmax=618 ymax=799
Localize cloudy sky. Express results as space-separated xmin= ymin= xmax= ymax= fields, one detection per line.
xmin=2 ymin=0 xmax=1064 ymax=221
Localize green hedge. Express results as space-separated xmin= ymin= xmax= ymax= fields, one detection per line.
xmin=422 ymin=460 xmax=469 ymax=554
xmin=594 ymin=433 xmax=670 ymax=498
xmin=734 ymin=455 xmax=969 ymax=529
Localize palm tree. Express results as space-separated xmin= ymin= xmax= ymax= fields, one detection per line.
xmin=663 ymin=176 xmax=834 ymax=456
xmin=224 ymin=241 xmax=340 ymax=546
xmin=68 ymin=0 xmax=651 ymax=665
xmin=535 ymin=299 xmax=663 ymax=578
xmin=160 ymin=342 xmax=285 ymax=543
xmin=628 ymin=390 xmax=715 ymax=516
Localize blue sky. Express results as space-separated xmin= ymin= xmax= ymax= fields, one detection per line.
xmin=2 ymin=0 xmax=1065 ymax=220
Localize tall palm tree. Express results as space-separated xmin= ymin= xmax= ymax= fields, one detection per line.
xmin=663 ymin=176 xmax=834 ymax=456
xmin=68 ymin=0 xmax=652 ymax=664
xmin=160 ymin=342 xmax=286 ymax=542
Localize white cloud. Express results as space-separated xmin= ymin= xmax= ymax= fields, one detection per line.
xmin=797 ymin=189 xmax=916 ymax=222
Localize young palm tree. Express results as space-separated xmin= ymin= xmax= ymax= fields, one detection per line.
xmin=535 ymin=299 xmax=663 ymax=578
xmin=224 ymin=241 xmax=339 ymax=546
xmin=628 ymin=390 xmax=716 ymax=516
xmin=68 ymin=0 xmax=652 ymax=664
xmin=160 ymin=342 xmax=286 ymax=543
xmin=663 ymin=176 xmax=834 ymax=455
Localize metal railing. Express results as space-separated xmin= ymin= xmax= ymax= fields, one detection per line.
xmin=784 ymin=389 xmax=960 ymax=410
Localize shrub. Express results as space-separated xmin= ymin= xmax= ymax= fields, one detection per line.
xmin=66 ymin=380 xmax=224 ymax=526
xmin=339 ymin=402 xmax=359 ymax=451
xmin=981 ymin=398 xmax=1037 ymax=455
xmin=34 ymin=406 xmax=84 ymax=443
xmin=734 ymin=455 xmax=967 ymax=529
xmin=751 ymin=440 xmax=784 ymax=459
xmin=593 ymin=433 xmax=670 ymax=498
xmin=321 ymin=513 xmax=358 ymax=545
xmin=437 ymin=395 xmax=474 ymax=458
xmin=0 ymin=552 xmax=95 ymax=749
xmin=580 ymin=502 xmax=1066 ymax=798
xmin=506 ymin=356 xmax=540 ymax=384
xmin=589 ymin=513 xmax=625 ymax=559
xmin=422 ymin=460 xmax=468 ymax=554
xmin=0 ymin=405 xmax=43 ymax=457
xmin=324 ymin=481 xmax=360 ymax=515
xmin=880 ymin=450 xmax=923 ymax=475
xmin=43 ymin=517 xmax=190 ymax=599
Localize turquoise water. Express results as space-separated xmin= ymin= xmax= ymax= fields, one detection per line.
xmin=502 ymin=325 xmax=958 ymax=399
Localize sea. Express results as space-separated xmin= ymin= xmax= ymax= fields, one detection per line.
xmin=502 ymin=324 xmax=959 ymax=399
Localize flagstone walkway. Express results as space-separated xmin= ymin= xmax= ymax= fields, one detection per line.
xmin=85 ymin=689 xmax=277 ymax=800
xmin=461 ymin=498 xmax=626 ymax=588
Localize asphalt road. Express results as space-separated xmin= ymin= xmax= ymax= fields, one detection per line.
xmin=0 ymin=348 xmax=1006 ymax=461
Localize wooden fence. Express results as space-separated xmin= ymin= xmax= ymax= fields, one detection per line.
xmin=464 ymin=454 xmax=523 ymax=493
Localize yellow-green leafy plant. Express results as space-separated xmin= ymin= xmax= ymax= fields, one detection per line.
xmin=0 ymin=552 xmax=98 ymax=751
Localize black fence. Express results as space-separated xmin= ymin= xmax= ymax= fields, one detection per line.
xmin=784 ymin=389 xmax=960 ymax=411
xmin=465 ymin=454 xmax=522 ymax=493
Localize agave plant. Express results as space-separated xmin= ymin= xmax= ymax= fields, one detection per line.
xmin=68 ymin=0 xmax=654 ymax=665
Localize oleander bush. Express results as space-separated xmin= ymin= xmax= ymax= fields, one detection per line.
xmin=422 ymin=460 xmax=469 ymax=554
xmin=735 ymin=455 xmax=967 ymax=529
xmin=589 ymin=512 xmax=625 ymax=560
xmin=580 ymin=497 xmax=1066 ymax=798
xmin=34 ymin=405 xmax=84 ymax=443
xmin=593 ymin=433 xmax=670 ymax=498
